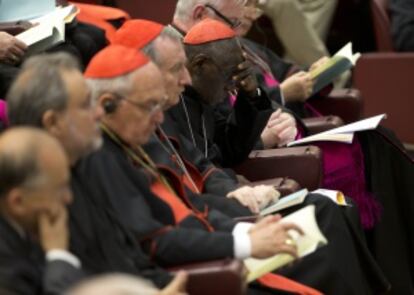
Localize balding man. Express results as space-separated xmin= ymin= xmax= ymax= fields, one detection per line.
xmin=68 ymin=273 xmax=187 ymax=295
xmin=6 ymin=52 xmax=182 ymax=291
xmin=0 ymin=127 xmax=83 ymax=294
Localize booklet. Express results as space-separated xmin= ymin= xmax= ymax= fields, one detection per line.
xmin=310 ymin=42 xmax=361 ymax=94
xmin=287 ymin=114 xmax=386 ymax=147
xmin=312 ymin=189 xmax=349 ymax=206
xmin=245 ymin=205 xmax=328 ymax=282
xmin=15 ymin=5 xmax=76 ymax=55
xmin=260 ymin=188 xmax=308 ymax=216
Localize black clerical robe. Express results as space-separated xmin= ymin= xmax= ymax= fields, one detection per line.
xmin=390 ymin=0 xmax=414 ymax=51
xmin=167 ymin=86 xmax=273 ymax=167
xmin=0 ymin=216 xmax=83 ymax=294
xmin=68 ymin=164 xmax=172 ymax=288
xmin=76 ymin=132 xmax=389 ymax=294
xmin=78 ymin=134 xmax=238 ymax=266
xmin=159 ymin=112 xmax=240 ymax=197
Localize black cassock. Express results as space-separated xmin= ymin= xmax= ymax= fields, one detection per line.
xmin=168 ymin=86 xmax=273 ymax=167
xmin=170 ymin=82 xmax=414 ymax=293
xmin=390 ymin=0 xmax=414 ymax=51
xmin=0 ymin=216 xmax=83 ymax=294
xmin=75 ymin=132 xmax=389 ymax=294
xmin=68 ymin=164 xmax=172 ymax=288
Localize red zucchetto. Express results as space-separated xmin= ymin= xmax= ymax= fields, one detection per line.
xmin=84 ymin=45 xmax=150 ymax=78
xmin=183 ymin=18 xmax=236 ymax=45
xmin=112 ymin=19 xmax=164 ymax=49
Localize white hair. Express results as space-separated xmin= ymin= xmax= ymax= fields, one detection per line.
xmin=174 ymin=0 xmax=247 ymax=22
xmin=87 ymin=70 xmax=138 ymax=102
xmin=142 ymin=26 xmax=183 ymax=65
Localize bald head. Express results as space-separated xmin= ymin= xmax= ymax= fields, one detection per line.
xmin=67 ymin=274 xmax=158 ymax=295
xmin=0 ymin=127 xmax=71 ymax=234
xmin=0 ymin=127 xmax=67 ymax=198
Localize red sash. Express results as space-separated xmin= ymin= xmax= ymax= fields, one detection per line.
xmin=258 ymin=273 xmax=323 ymax=295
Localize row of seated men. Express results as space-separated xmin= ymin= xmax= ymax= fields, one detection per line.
xmin=0 ymin=0 xmax=413 ymax=294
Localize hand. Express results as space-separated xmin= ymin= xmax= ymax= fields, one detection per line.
xmin=251 ymin=185 xmax=280 ymax=210
xmin=227 ymin=186 xmax=260 ymax=214
xmin=231 ymin=54 xmax=258 ymax=96
xmin=38 ymin=204 xmax=69 ymax=252
xmin=0 ymin=32 xmax=27 ymax=65
xmin=159 ymin=271 xmax=188 ymax=295
xmin=249 ymin=215 xmax=304 ymax=259
xmin=261 ymin=110 xmax=298 ymax=148
xmin=309 ymin=56 xmax=330 ymax=73
xmin=280 ymin=71 xmax=314 ymax=102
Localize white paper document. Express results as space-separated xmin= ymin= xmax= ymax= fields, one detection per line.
xmin=14 ymin=5 xmax=77 ymax=54
xmin=245 ymin=205 xmax=328 ymax=282
xmin=287 ymin=114 xmax=386 ymax=147
xmin=312 ymin=189 xmax=349 ymax=206
xmin=260 ymin=189 xmax=309 ymax=216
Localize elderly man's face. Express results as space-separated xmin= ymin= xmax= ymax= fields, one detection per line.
xmin=59 ymin=70 xmax=103 ymax=160
xmin=154 ymin=37 xmax=192 ymax=109
xmin=114 ymin=62 xmax=166 ymax=146
xmin=190 ymin=40 xmax=245 ymax=105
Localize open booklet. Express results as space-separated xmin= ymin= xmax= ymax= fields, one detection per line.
xmin=260 ymin=189 xmax=308 ymax=216
xmin=310 ymin=42 xmax=361 ymax=94
xmin=15 ymin=5 xmax=79 ymax=55
xmin=245 ymin=205 xmax=328 ymax=282
xmin=260 ymin=188 xmax=349 ymax=217
xmin=287 ymin=113 xmax=387 ymax=147
xmin=312 ymin=189 xmax=349 ymax=206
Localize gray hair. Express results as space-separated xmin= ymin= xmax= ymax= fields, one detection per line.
xmin=87 ymin=70 xmax=137 ymax=103
xmin=7 ymin=52 xmax=80 ymax=128
xmin=141 ymin=26 xmax=183 ymax=65
xmin=174 ymin=0 xmax=247 ymax=22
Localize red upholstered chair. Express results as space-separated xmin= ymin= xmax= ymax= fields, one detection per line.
xmin=371 ymin=0 xmax=393 ymax=52
xmin=169 ymin=259 xmax=247 ymax=295
xmin=234 ymin=146 xmax=323 ymax=190
xmin=353 ymin=0 xmax=414 ymax=144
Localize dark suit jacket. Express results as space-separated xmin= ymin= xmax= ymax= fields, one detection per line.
xmin=390 ymin=0 xmax=414 ymax=51
xmin=0 ymin=216 xmax=83 ymax=294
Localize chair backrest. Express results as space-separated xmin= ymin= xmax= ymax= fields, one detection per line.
xmin=371 ymin=0 xmax=394 ymax=51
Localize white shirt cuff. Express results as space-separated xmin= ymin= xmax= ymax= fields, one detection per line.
xmin=46 ymin=249 xmax=81 ymax=269
xmin=232 ymin=222 xmax=253 ymax=259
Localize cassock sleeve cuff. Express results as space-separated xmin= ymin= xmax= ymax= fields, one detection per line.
xmin=280 ymin=89 xmax=286 ymax=106
xmin=232 ymin=222 xmax=253 ymax=259
xmin=46 ymin=249 xmax=82 ymax=269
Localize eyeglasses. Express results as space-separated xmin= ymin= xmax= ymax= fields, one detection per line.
xmin=112 ymin=93 xmax=168 ymax=116
xmin=204 ymin=4 xmax=242 ymax=29
xmin=125 ymin=96 xmax=168 ymax=116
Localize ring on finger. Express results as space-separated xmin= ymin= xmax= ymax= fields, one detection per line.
xmin=285 ymin=238 xmax=296 ymax=246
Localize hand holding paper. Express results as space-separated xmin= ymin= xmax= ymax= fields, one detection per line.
xmin=248 ymin=215 xmax=304 ymax=259
xmin=245 ymin=205 xmax=328 ymax=282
